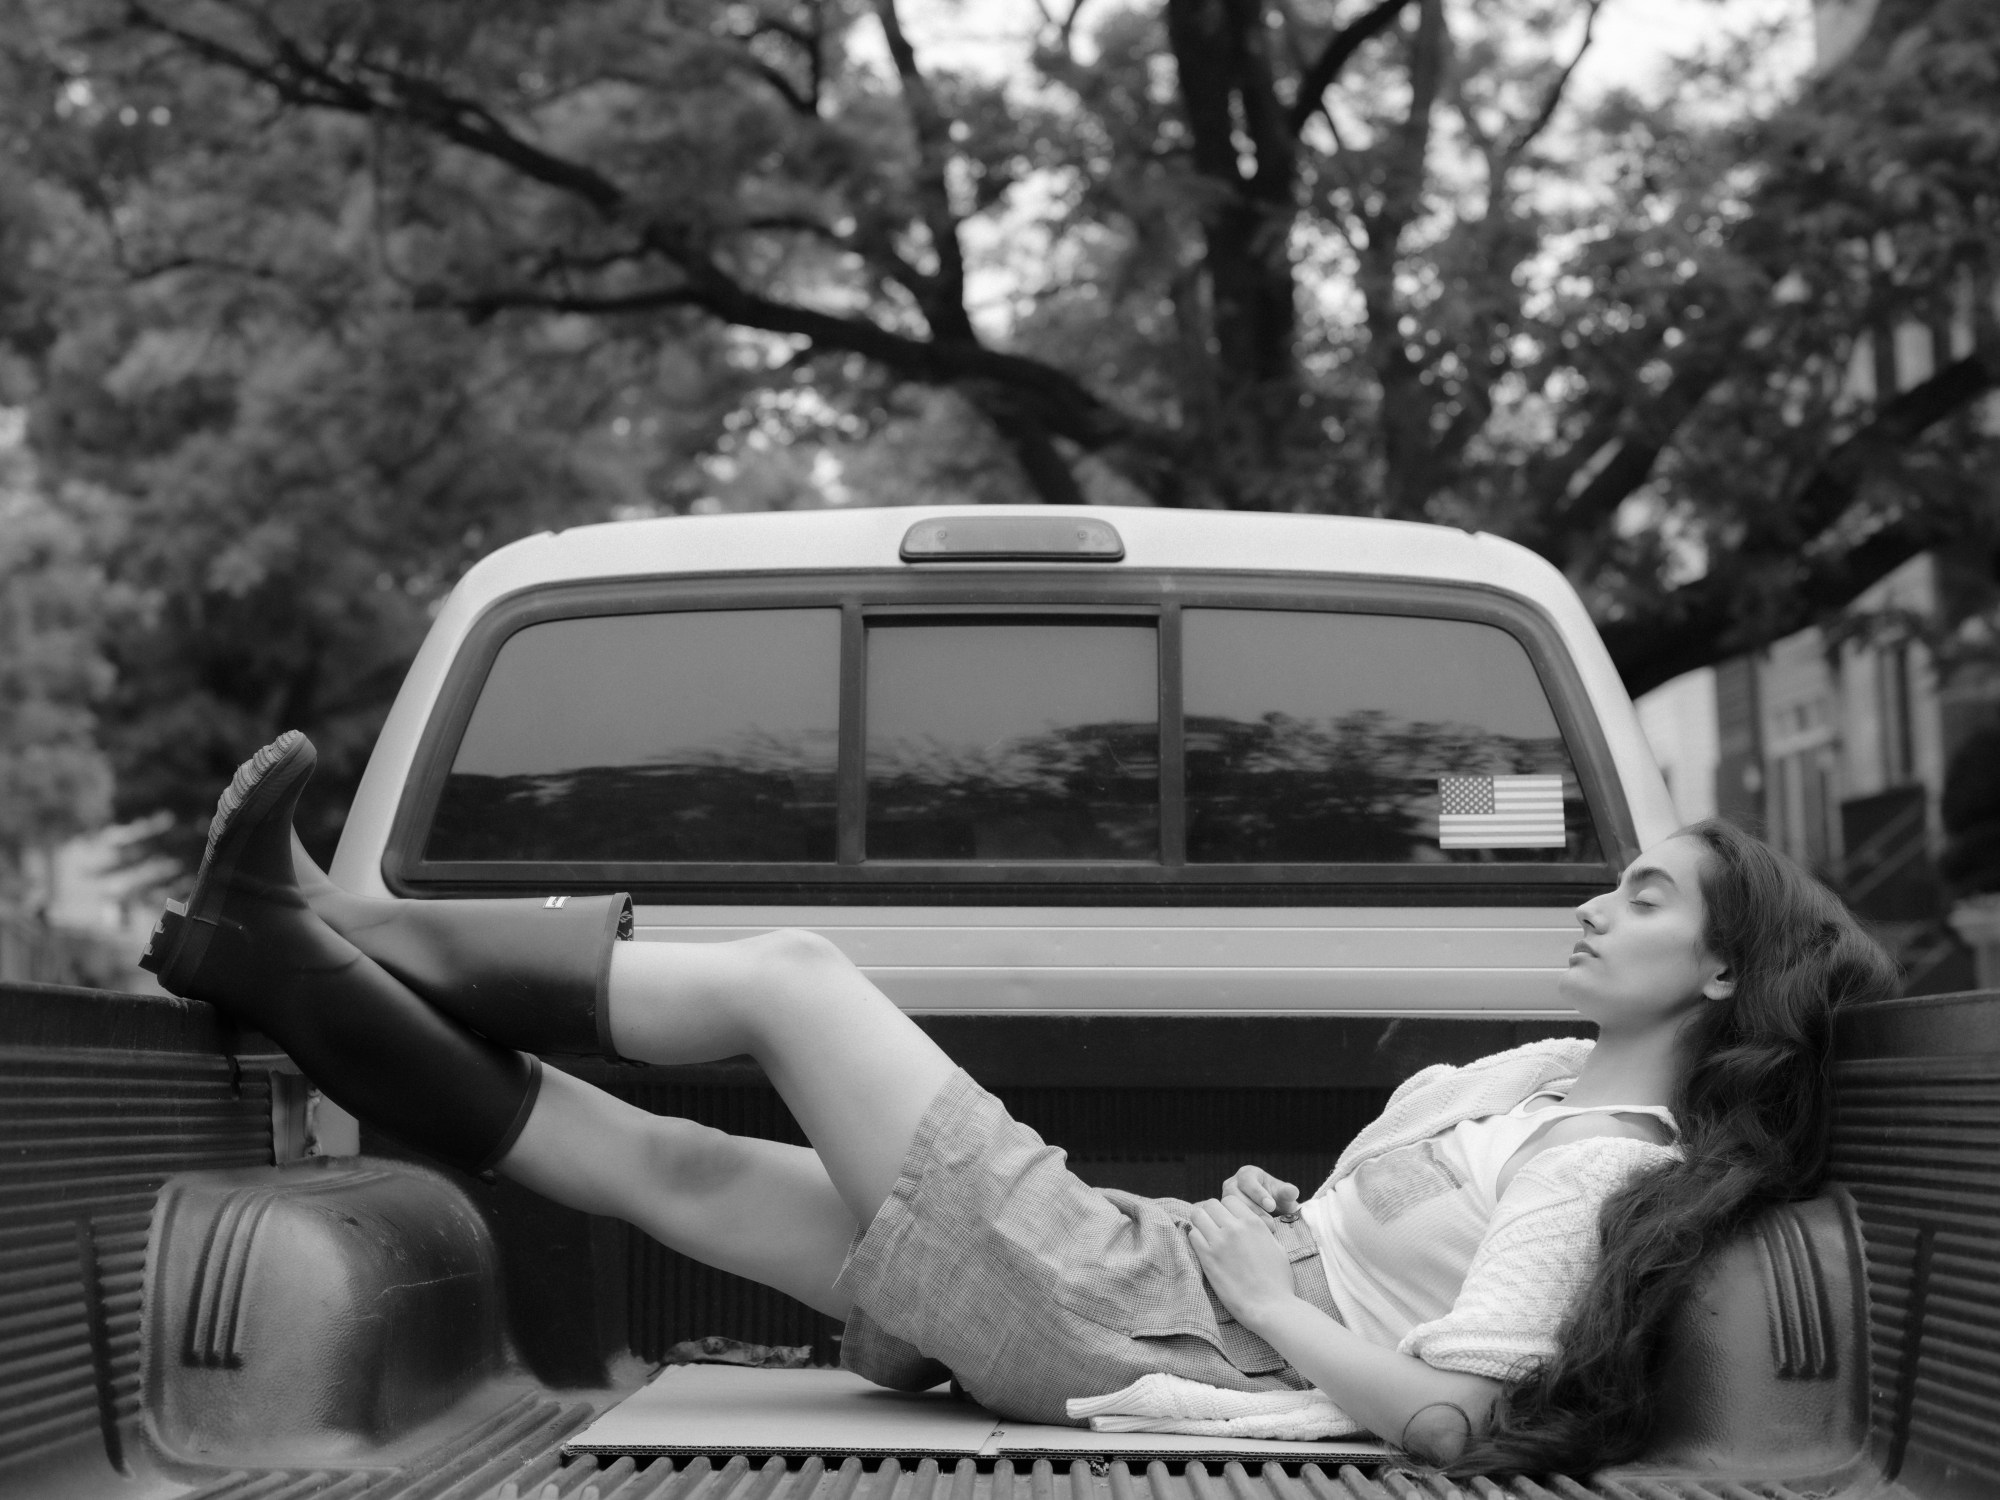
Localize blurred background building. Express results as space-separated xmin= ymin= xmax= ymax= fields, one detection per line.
xmin=1639 ymin=551 xmax=2000 ymax=994
xmin=1632 ymin=0 xmax=2000 ymax=994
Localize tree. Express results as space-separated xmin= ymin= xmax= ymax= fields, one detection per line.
xmin=1577 ymin=0 xmax=2000 ymax=690
xmin=1942 ymin=716 xmax=2000 ymax=895
xmin=0 ymin=435 xmax=117 ymax=906
xmin=2 ymin=6 xmax=753 ymax=865
xmin=2 ymin=0 xmax=1997 ymax=868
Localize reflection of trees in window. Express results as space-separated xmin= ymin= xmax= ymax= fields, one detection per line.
xmin=427 ymin=729 xmax=837 ymax=862
xmin=868 ymin=720 xmax=1158 ymax=860
xmin=1186 ymin=711 xmax=1591 ymax=863
xmin=423 ymin=710 xmax=1593 ymax=868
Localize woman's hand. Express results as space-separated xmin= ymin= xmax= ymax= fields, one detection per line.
xmin=1221 ymin=1164 xmax=1299 ymax=1215
xmin=1186 ymin=1197 xmax=1298 ymax=1334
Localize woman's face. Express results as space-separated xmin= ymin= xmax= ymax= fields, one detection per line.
xmin=1559 ymin=834 xmax=1732 ymax=1031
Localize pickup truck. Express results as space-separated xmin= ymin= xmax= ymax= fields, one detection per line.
xmin=4 ymin=506 xmax=1995 ymax=1500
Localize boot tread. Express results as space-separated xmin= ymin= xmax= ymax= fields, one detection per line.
xmin=206 ymin=730 xmax=307 ymax=869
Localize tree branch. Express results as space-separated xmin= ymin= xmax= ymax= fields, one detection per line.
xmin=1355 ymin=0 xmax=1447 ymax=512
xmin=123 ymin=0 xmax=1143 ymax=492
xmin=1606 ymin=512 xmax=1949 ymax=697
xmin=625 ymin=11 xmax=820 ymax=115
xmin=120 ymin=251 xmax=287 ymax=285
xmin=126 ymin=2 xmax=635 ymax=221
xmin=972 ymin=388 xmax=1091 ymax=504
xmin=435 ymin=285 xmax=705 ymax=321
xmin=1601 ymin=346 xmax=2000 ymax=694
xmin=1165 ymin=0 xmax=1244 ymax=186
xmin=734 ymin=50 xmax=819 ymax=116
xmin=1498 ymin=0 xmax=1600 ymax=171
xmin=1285 ymin=0 xmax=1417 ymax=139
xmin=1785 ymin=347 xmax=1999 ymax=532
xmin=1374 ymin=0 xmax=1445 ymax=247
xmin=424 ymin=283 xmax=1152 ymax=456
xmin=870 ymin=0 xmax=976 ymax=341
xmin=1033 ymin=0 xmax=1093 ymax=50
xmin=1547 ymin=315 xmax=1748 ymax=537
xmin=519 ymin=242 xmax=653 ymax=283
xmin=1228 ymin=0 xmax=1296 ymax=195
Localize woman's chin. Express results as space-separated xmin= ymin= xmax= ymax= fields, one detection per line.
xmin=1555 ymin=968 xmax=1595 ymax=1012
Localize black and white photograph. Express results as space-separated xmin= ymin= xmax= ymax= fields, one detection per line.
xmin=2 ymin=0 xmax=1997 ymax=1495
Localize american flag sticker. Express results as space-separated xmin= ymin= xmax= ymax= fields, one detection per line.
xmin=1438 ymin=775 xmax=1567 ymax=848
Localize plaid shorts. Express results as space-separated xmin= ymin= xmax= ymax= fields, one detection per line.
xmin=835 ymin=1069 xmax=1342 ymax=1424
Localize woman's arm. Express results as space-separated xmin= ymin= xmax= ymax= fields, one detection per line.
xmin=1186 ymin=1198 xmax=1504 ymax=1463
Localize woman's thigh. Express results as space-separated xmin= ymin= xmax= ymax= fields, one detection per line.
xmin=838 ymin=1071 xmax=1305 ymax=1422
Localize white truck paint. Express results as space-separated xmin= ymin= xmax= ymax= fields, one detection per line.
xmin=333 ymin=506 xmax=1674 ymax=1021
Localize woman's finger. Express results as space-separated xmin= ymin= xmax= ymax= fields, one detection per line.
xmin=1187 ymin=1222 xmax=1217 ymax=1266
xmin=1222 ymin=1195 xmax=1266 ymax=1227
xmin=1252 ymin=1170 xmax=1279 ymax=1211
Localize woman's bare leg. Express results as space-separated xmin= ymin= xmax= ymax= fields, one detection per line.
xmin=499 ymin=928 xmax=951 ymax=1314
xmin=499 ymin=1064 xmax=861 ymax=1317
xmin=600 ymin=929 xmax=958 ymax=1226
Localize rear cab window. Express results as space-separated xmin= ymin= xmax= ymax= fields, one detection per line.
xmin=389 ymin=574 xmax=1622 ymax=904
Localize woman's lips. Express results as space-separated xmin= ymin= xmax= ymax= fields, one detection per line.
xmin=1569 ymin=941 xmax=1597 ymax=964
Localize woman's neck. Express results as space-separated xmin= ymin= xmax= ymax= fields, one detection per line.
xmin=1562 ymin=1023 xmax=1687 ymax=1109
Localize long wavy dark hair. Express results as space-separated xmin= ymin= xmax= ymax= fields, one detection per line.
xmin=1457 ymin=818 xmax=1899 ymax=1473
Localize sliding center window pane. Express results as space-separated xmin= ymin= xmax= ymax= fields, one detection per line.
xmin=866 ymin=622 xmax=1159 ymax=861
xmin=425 ymin=609 xmax=839 ymax=863
xmin=1183 ymin=609 xmax=1600 ymax=863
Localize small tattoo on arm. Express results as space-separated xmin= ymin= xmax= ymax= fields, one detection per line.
xmin=1399 ymin=1400 xmax=1474 ymax=1462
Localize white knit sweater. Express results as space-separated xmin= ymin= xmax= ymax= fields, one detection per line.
xmin=1315 ymin=1037 xmax=1681 ymax=1381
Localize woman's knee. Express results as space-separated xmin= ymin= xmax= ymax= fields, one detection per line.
xmin=742 ymin=927 xmax=854 ymax=992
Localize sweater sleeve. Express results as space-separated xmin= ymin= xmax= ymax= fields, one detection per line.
xmin=1395 ymin=1136 xmax=1677 ymax=1382
xmin=1384 ymin=1060 xmax=1458 ymax=1110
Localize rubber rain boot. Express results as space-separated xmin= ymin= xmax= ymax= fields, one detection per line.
xmin=292 ymin=833 xmax=632 ymax=1058
xmin=142 ymin=732 xmax=541 ymax=1174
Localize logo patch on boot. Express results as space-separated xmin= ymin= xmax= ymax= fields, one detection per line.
xmin=544 ymin=895 xmax=569 ymax=908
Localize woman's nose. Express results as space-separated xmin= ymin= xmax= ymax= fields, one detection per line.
xmin=1575 ymin=898 xmax=1606 ymax=932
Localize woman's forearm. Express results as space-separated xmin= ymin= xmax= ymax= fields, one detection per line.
xmin=1183 ymin=1197 xmax=1506 ymax=1461
xmin=1237 ymin=1295 xmax=1504 ymax=1463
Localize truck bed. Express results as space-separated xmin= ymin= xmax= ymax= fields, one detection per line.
xmin=4 ymin=979 xmax=1994 ymax=1500
xmin=139 ymin=1431 xmax=1881 ymax=1500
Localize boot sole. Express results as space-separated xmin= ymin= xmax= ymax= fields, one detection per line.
xmin=142 ymin=735 xmax=318 ymax=996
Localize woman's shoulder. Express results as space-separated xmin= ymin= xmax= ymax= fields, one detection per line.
xmin=1505 ymin=1129 xmax=1680 ymax=1201
xmin=1322 ymin=1039 xmax=1601 ymax=1197
xmin=1532 ymin=1110 xmax=1675 ymax=1150
xmin=1493 ymin=1112 xmax=1673 ymax=1199
xmin=1369 ymin=1038 xmax=1593 ymax=1133
xmin=1396 ymin=1036 xmax=1592 ymax=1101
xmin=1388 ymin=1036 xmax=1592 ymax=1100
xmin=1469 ymin=1036 xmax=1595 ymax=1077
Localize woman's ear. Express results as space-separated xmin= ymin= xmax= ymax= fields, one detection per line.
xmin=1702 ymin=965 xmax=1735 ymax=1002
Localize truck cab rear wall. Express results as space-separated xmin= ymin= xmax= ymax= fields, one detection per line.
xmin=331 ymin=509 xmax=1676 ymax=901
xmin=629 ymin=904 xmax=1584 ymax=1016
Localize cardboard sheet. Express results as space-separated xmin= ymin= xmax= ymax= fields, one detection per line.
xmin=987 ymin=1422 xmax=1392 ymax=1462
xmin=564 ymin=1366 xmax=1394 ymax=1463
xmin=566 ymin=1367 xmax=999 ymax=1457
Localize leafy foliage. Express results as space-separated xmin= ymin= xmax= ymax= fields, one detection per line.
xmin=3 ymin=1 xmax=754 ymax=865
xmin=1942 ymin=716 xmax=2000 ymax=894
xmin=0 ymin=440 xmax=117 ymax=900
xmin=0 ymin=0 xmax=1996 ymax=871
